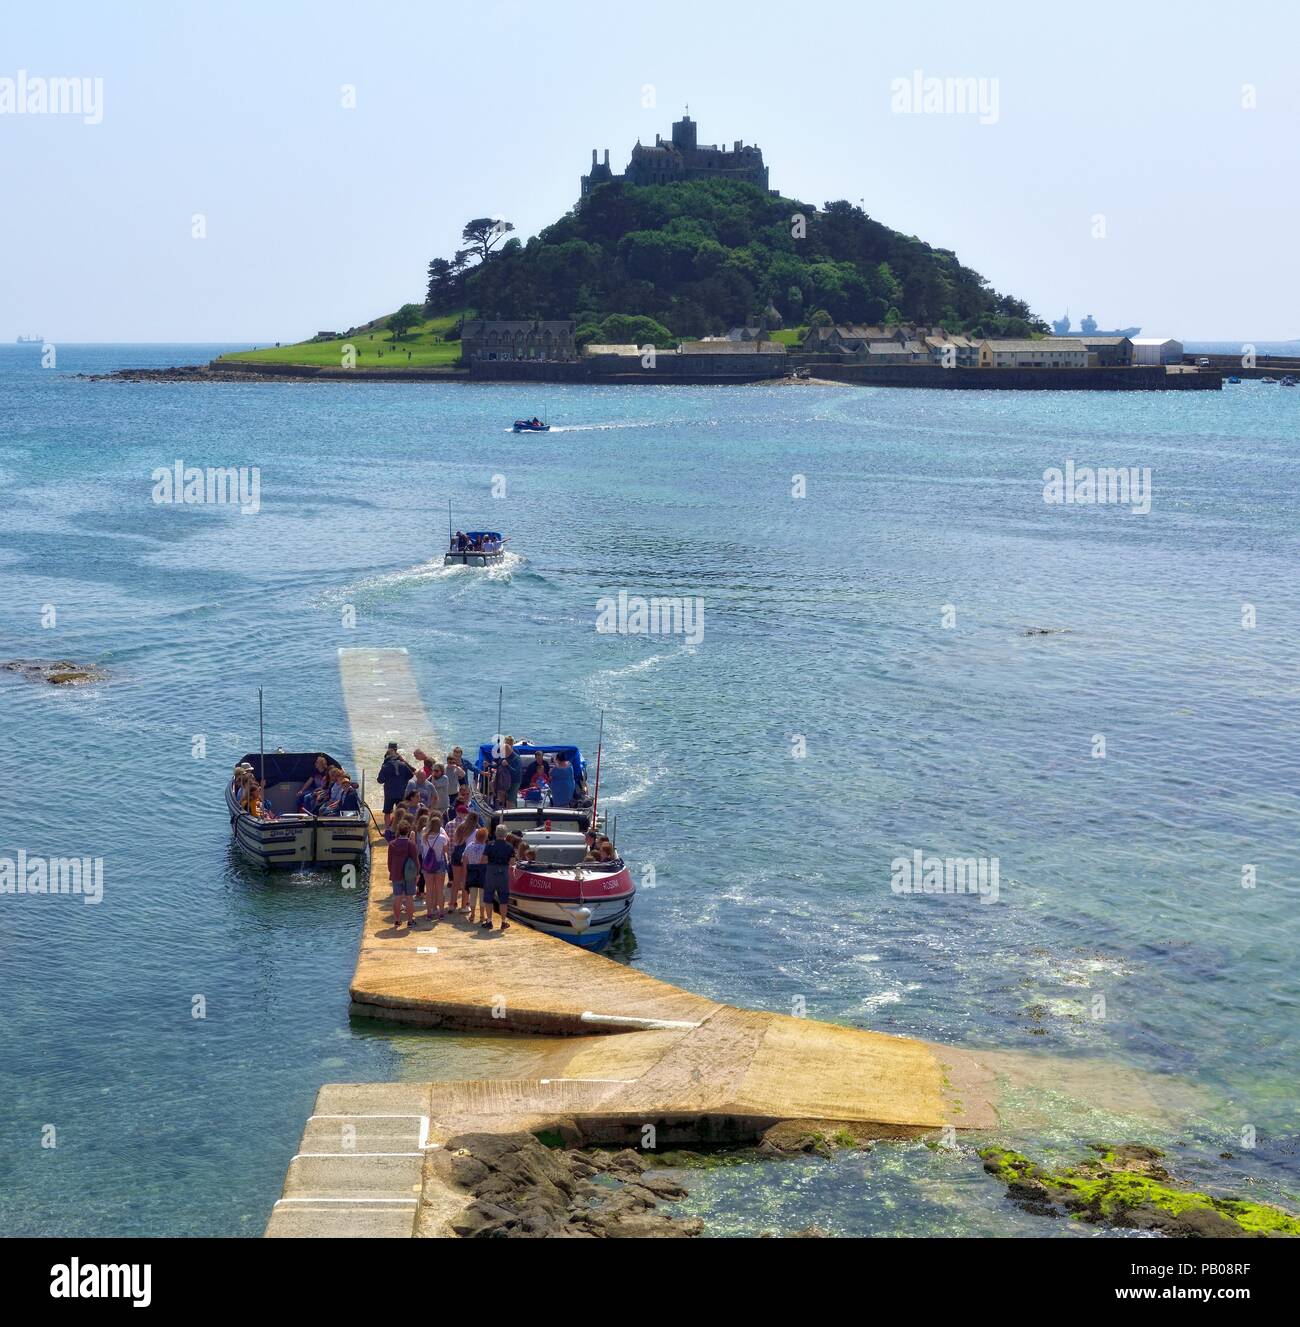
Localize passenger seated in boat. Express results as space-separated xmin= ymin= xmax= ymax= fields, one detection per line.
xmin=296 ymin=756 xmax=330 ymax=812
xmin=247 ymin=781 xmax=277 ymax=820
xmin=327 ymin=774 xmax=361 ymax=815
xmin=520 ymin=752 xmax=548 ymax=793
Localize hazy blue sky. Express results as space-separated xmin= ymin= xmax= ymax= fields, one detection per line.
xmin=3 ymin=0 xmax=1297 ymax=342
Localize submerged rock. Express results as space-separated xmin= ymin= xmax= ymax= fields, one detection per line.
xmin=433 ymin=1132 xmax=701 ymax=1239
xmin=980 ymin=1144 xmax=1300 ymax=1237
xmin=2 ymin=659 xmax=107 ymax=686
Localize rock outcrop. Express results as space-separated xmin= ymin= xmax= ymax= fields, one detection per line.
xmin=981 ymin=1143 xmax=1300 ymax=1237
xmin=432 ymin=1133 xmax=702 ymax=1239
xmin=2 ymin=659 xmax=107 ymax=686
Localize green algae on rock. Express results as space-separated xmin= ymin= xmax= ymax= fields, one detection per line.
xmin=980 ymin=1144 xmax=1300 ymax=1237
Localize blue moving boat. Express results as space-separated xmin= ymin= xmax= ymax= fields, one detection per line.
xmin=226 ymin=751 xmax=371 ymax=869
xmin=513 ymin=418 xmax=550 ymax=432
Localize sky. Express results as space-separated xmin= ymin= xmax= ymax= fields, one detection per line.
xmin=2 ymin=0 xmax=1297 ymax=342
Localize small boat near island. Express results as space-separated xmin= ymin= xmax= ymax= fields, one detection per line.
xmin=226 ymin=750 xmax=372 ymax=869
xmin=468 ymin=739 xmax=634 ymax=948
xmin=1227 ymin=375 xmax=1242 ymax=384
xmin=513 ymin=418 xmax=550 ymax=432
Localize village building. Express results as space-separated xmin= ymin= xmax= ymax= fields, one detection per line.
xmin=460 ymin=320 xmax=577 ymax=363
xmin=1130 ymin=337 xmax=1184 ymax=366
xmin=802 ymin=324 xmax=890 ymax=355
xmin=978 ymin=338 xmax=1089 ymax=369
xmin=924 ymin=334 xmax=981 ymax=367
xmin=1074 ymin=335 xmax=1134 ymax=367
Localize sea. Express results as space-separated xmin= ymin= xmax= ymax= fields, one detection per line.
xmin=0 ymin=342 xmax=1296 ymax=1237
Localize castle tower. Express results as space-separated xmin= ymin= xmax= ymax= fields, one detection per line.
xmin=580 ymin=148 xmax=615 ymax=198
xmin=672 ymin=114 xmax=697 ymax=151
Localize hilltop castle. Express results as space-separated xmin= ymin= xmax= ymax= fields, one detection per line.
xmin=581 ymin=113 xmax=772 ymax=198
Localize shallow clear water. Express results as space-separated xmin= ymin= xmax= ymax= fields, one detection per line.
xmin=1 ymin=344 xmax=1296 ymax=1234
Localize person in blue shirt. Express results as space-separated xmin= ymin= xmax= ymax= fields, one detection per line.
xmin=548 ymin=751 xmax=576 ymax=808
xmin=329 ymin=776 xmax=362 ymax=814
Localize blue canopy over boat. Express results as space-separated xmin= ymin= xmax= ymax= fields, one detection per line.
xmin=473 ymin=742 xmax=585 ymax=780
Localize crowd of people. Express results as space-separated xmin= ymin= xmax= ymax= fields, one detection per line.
xmin=231 ymin=736 xmax=613 ymax=935
xmin=230 ymin=755 xmax=361 ymax=820
xmin=375 ymin=737 xmax=609 ymax=933
xmin=449 ymin=531 xmax=502 ymax=554
xmin=485 ymin=738 xmax=588 ymax=811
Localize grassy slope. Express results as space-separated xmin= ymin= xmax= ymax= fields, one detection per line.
xmin=219 ymin=311 xmax=469 ymax=369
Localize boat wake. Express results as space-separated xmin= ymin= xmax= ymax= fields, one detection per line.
xmin=503 ymin=421 xmax=660 ymax=434
xmin=320 ymin=551 xmax=529 ymax=604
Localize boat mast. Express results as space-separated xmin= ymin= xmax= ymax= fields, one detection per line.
xmin=591 ymin=709 xmax=605 ymax=828
xmin=258 ymin=687 xmax=266 ymax=788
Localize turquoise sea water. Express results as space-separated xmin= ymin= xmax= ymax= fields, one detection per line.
xmin=1 ymin=344 xmax=1297 ymax=1236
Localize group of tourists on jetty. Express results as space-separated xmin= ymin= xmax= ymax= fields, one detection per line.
xmin=230 ymin=756 xmax=362 ymax=820
xmin=374 ymin=736 xmax=610 ymax=934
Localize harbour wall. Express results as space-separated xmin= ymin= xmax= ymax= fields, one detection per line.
xmin=202 ymin=357 xmax=1221 ymax=390
xmin=796 ymin=361 xmax=1222 ymax=391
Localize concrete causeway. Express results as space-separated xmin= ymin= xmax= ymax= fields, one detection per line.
xmin=264 ymin=648 xmax=1183 ymax=1236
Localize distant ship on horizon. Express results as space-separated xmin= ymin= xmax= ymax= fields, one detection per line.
xmin=1052 ymin=312 xmax=1141 ymax=338
xmin=15 ymin=334 xmax=43 ymax=345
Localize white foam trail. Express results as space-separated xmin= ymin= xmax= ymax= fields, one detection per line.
xmin=588 ymin=652 xmax=671 ymax=684
xmin=323 ymin=551 xmax=526 ymax=602
xmin=505 ymin=422 xmax=660 ymax=434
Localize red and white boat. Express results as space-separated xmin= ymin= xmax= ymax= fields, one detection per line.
xmin=470 ymin=742 xmax=633 ymax=948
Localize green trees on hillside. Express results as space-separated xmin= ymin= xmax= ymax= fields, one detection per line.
xmin=424 ymin=181 xmax=1044 ymax=338
xmin=388 ymin=303 xmax=424 ymax=340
